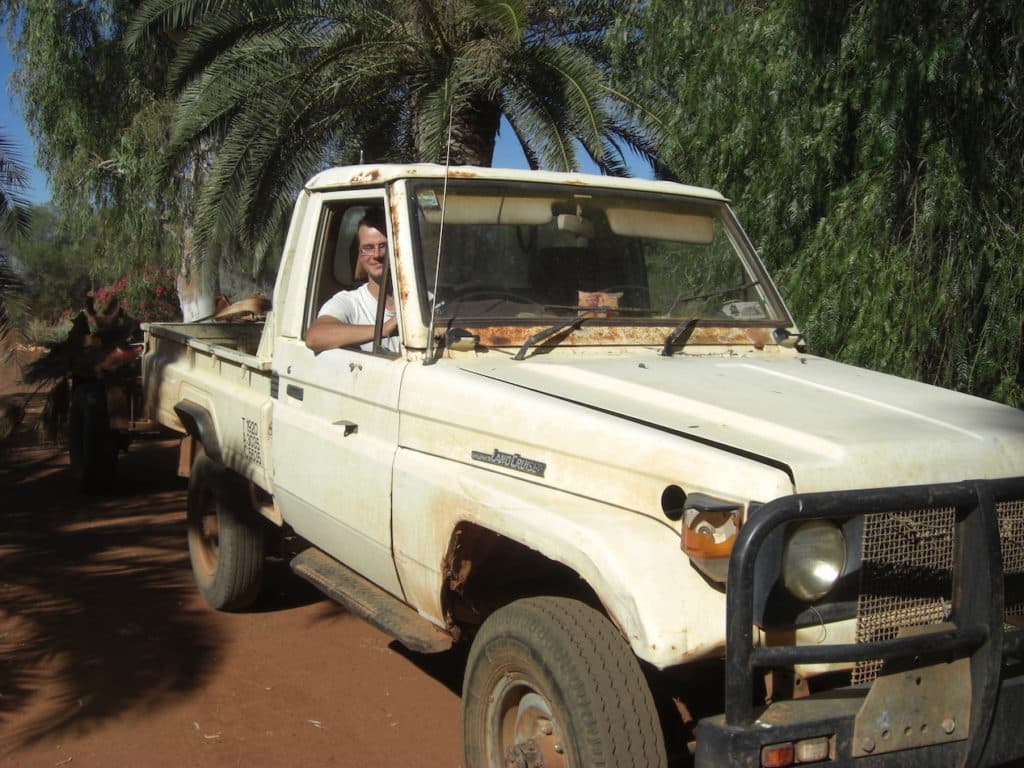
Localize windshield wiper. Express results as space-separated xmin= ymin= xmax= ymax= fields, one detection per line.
xmin=513 ymin=315 xmax=588 ymax=361
xmin=667 ymin=280 xmax=761 ymax=313
xmin=661 ymin=317 xmax=699 ymax=357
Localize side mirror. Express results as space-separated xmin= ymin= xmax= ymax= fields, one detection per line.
xmin=772 ymin=327 xmax=805 ymax=349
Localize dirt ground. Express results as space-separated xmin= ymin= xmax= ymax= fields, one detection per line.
xmin=0 ymin=352 xmax=465 ymax=768
xmin=9 ymin=345 xmax=1024 ymax=768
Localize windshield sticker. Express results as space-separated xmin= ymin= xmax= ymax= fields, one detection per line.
xmin=721 ymin=301 xmax=767 ymax=320
xmin=417 ymin=189 xmax=440 ymax=209
xmin=471 ymin=449 xmax=546 ymax=478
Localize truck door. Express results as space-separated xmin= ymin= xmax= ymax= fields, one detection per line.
xmin=271 ymin=190 xmax=405 ymax=597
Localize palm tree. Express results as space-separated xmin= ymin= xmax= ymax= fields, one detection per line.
xmin=128 ymin=0 xmax=654 ymax=264
xmin=0 ymin=132 xmax=31 ymax=343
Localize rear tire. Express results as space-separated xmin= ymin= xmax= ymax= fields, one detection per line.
xmin=462 ymin=596 xmax=667 ymax=768
xmin=187 ymin=447 xmax=264 ymax=610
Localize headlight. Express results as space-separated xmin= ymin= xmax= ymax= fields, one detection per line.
xmin=782 ymin=520 xmax=846 ymax=602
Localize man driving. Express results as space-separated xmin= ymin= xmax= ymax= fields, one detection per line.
xmin=306 ymin=210 xmax=400 ymax=354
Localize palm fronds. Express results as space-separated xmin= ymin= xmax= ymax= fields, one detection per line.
xmin=129 ymin=0 xmax=651 ymax=263
xmin=0 ymin=134 xmax=31 ymax=240
xmin=0 ymin=132 xmax=31 ymax=343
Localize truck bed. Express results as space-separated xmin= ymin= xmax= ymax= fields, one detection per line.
xmin=143 ymin=321 xmax=274 ymax=492
xmin=145 ymin=321 xmax=269 ymax=369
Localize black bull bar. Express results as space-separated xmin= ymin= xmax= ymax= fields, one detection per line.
xmin=695 ymin=476 xmax=1024 ymax=767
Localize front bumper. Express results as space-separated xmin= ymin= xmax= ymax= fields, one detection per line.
xmin=696 ymin=477 xmax=1024 ymax=767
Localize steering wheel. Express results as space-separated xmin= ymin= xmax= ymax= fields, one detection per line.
xmin=445 ymin=288 xmax=544 ymax=307
xmin=663 ymin=282 xmax=760 ymax=316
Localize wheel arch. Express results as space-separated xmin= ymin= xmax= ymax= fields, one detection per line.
xmin=174 ymin=399 xmax=282 ymax=528
xmin=174 ymin=399 xmax=222 ymax=463
xmin=441 ymin=522 xmax=606 ymax=633
xmin=394 ymin=450 xmax=723 ymax=669
xmin=431 ymin=504 xmax=723 ymax=670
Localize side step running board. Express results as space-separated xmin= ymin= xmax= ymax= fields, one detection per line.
xmin=290 ymin=547 xmax=454 ymax=654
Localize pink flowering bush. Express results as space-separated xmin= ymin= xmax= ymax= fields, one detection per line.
xmin=86 ymin=267 xmax=181 ymax=322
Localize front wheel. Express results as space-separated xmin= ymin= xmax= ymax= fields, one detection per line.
xmin=462 ymin=596 xmax=666 ymax=768
xmin=187 ymin=447 xmax=264 ymax=610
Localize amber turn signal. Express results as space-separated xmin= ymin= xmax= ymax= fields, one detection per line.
xmin=679 ymin=493 xmax=742 ymax=583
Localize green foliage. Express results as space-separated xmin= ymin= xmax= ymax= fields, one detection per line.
xmin=127 ymin=0 xmax=655 ymax=268
xmin=3 ymin=201 xmax=182 ymax=323
xmin=2 ymin=204 xmax=95 ymax=324
xmin=3 ymin=0 xmax=186 ymax=282
xmin=0 ymin=250 xmax=24 ymax=342
xmin=21 ymin=315 xmax=72 ymax=347
xmin=0 ymin=129 xmax=31 ymax=342
xmin=612 ymin=0 xmax=1024 ymax=406
xmin=0 ymin=131 xmax=31 ymax=239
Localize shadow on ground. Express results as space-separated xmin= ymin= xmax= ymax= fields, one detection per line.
xmin=0 ymin=392 xmax=221 ymax=750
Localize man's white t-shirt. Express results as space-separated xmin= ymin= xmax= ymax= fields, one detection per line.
xmin=318 ymin=283 xmax=399 ymax=353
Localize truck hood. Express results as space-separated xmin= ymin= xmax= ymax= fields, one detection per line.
xmin=461 ymin=353 xmax=1024 ymax=493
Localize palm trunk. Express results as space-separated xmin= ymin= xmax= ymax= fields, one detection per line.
xmin=417 ymin=97 xmax=502 ymax=166
xmin=176 ymin=227 xmax=218 ymax=322
xmin=453 ymin=98 xmax=501 ymax=166
xmin=175 ymin=148 xmax=218 ymax=323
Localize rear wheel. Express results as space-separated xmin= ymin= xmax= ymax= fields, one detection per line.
xmin=462 ymin=596 xmax=666 ymax=768
xmin=187 ymin=447 xmax=264 ymax=610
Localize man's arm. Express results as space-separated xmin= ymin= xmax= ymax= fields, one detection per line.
xmin=306 ymin=314 xmax=398 ymax=353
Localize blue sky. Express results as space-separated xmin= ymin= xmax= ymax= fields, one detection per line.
xmin=1 ymin=33 xmax=650 ymax=207
xmin=2 ymin=35 xmax=50 ymax=204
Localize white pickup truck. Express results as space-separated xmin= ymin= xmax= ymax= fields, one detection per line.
xmin=143 ymin=164 xmax=1024 ymax=768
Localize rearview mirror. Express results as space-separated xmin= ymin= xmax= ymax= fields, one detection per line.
xmin=556 ymin=213 xmax=594 ymax=239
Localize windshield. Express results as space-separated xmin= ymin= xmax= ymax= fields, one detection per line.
xmin=409 ymin=180 xmax=786 ymax=327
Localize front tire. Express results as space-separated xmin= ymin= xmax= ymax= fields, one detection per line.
xmin=187 ymin=447 xmax=264 ymax=610
xmin=462 ymin=596 xmax=667 ymax=768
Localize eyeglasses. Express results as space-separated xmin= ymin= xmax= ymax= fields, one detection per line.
xmin=359 ymin=243 xmax=388 ymax=256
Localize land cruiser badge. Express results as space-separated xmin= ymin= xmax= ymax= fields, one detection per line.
xmin=471 ymin=449 xmax=546 ymax=478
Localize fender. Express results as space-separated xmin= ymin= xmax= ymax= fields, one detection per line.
xmin=391 ymin=447 xmax=729 ymax=669
xmin=173 ymin=399 xmax=223 ymax=464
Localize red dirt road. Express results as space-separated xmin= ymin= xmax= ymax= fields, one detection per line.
xmin=0 ymin=360 xmax=464 ymax=768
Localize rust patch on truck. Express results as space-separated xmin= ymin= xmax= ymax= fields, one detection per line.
xmin=387 ymin=194 xmax=402 ymax=244
xmin=389 ymin=193 xmax=421 ymax=314
xmin=441 ymin=524 xmax=494 ymax=628
xmin=441 ymin=522 xmax=605 ymax=628
xmin=442 ymin=525 xmax=492 ymax=594
xmin=469 ymin=323 xmax=776 ymax=351
xmin=349 ymin=168 xmax=382 ymax=185
xmin=475 ymin=326 xmax=516 ymax=346
xmin=445 ymin=168 xmax=483 ymax=180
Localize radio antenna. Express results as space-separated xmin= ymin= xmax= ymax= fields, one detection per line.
xmin=424 ymin=103 xmax=454 ymax=365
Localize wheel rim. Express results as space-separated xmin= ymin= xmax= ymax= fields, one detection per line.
xmin=487 ymin=674 xmax=569 ymax=768
xmin=193 ymin=491 xmax=220 ymax=577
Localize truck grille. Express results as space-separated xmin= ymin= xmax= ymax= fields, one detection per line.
xmin=852 ymin=499 xmax=1024 ymax=686
xmin=1001 ymin=499 xmax=1024 ymax=619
